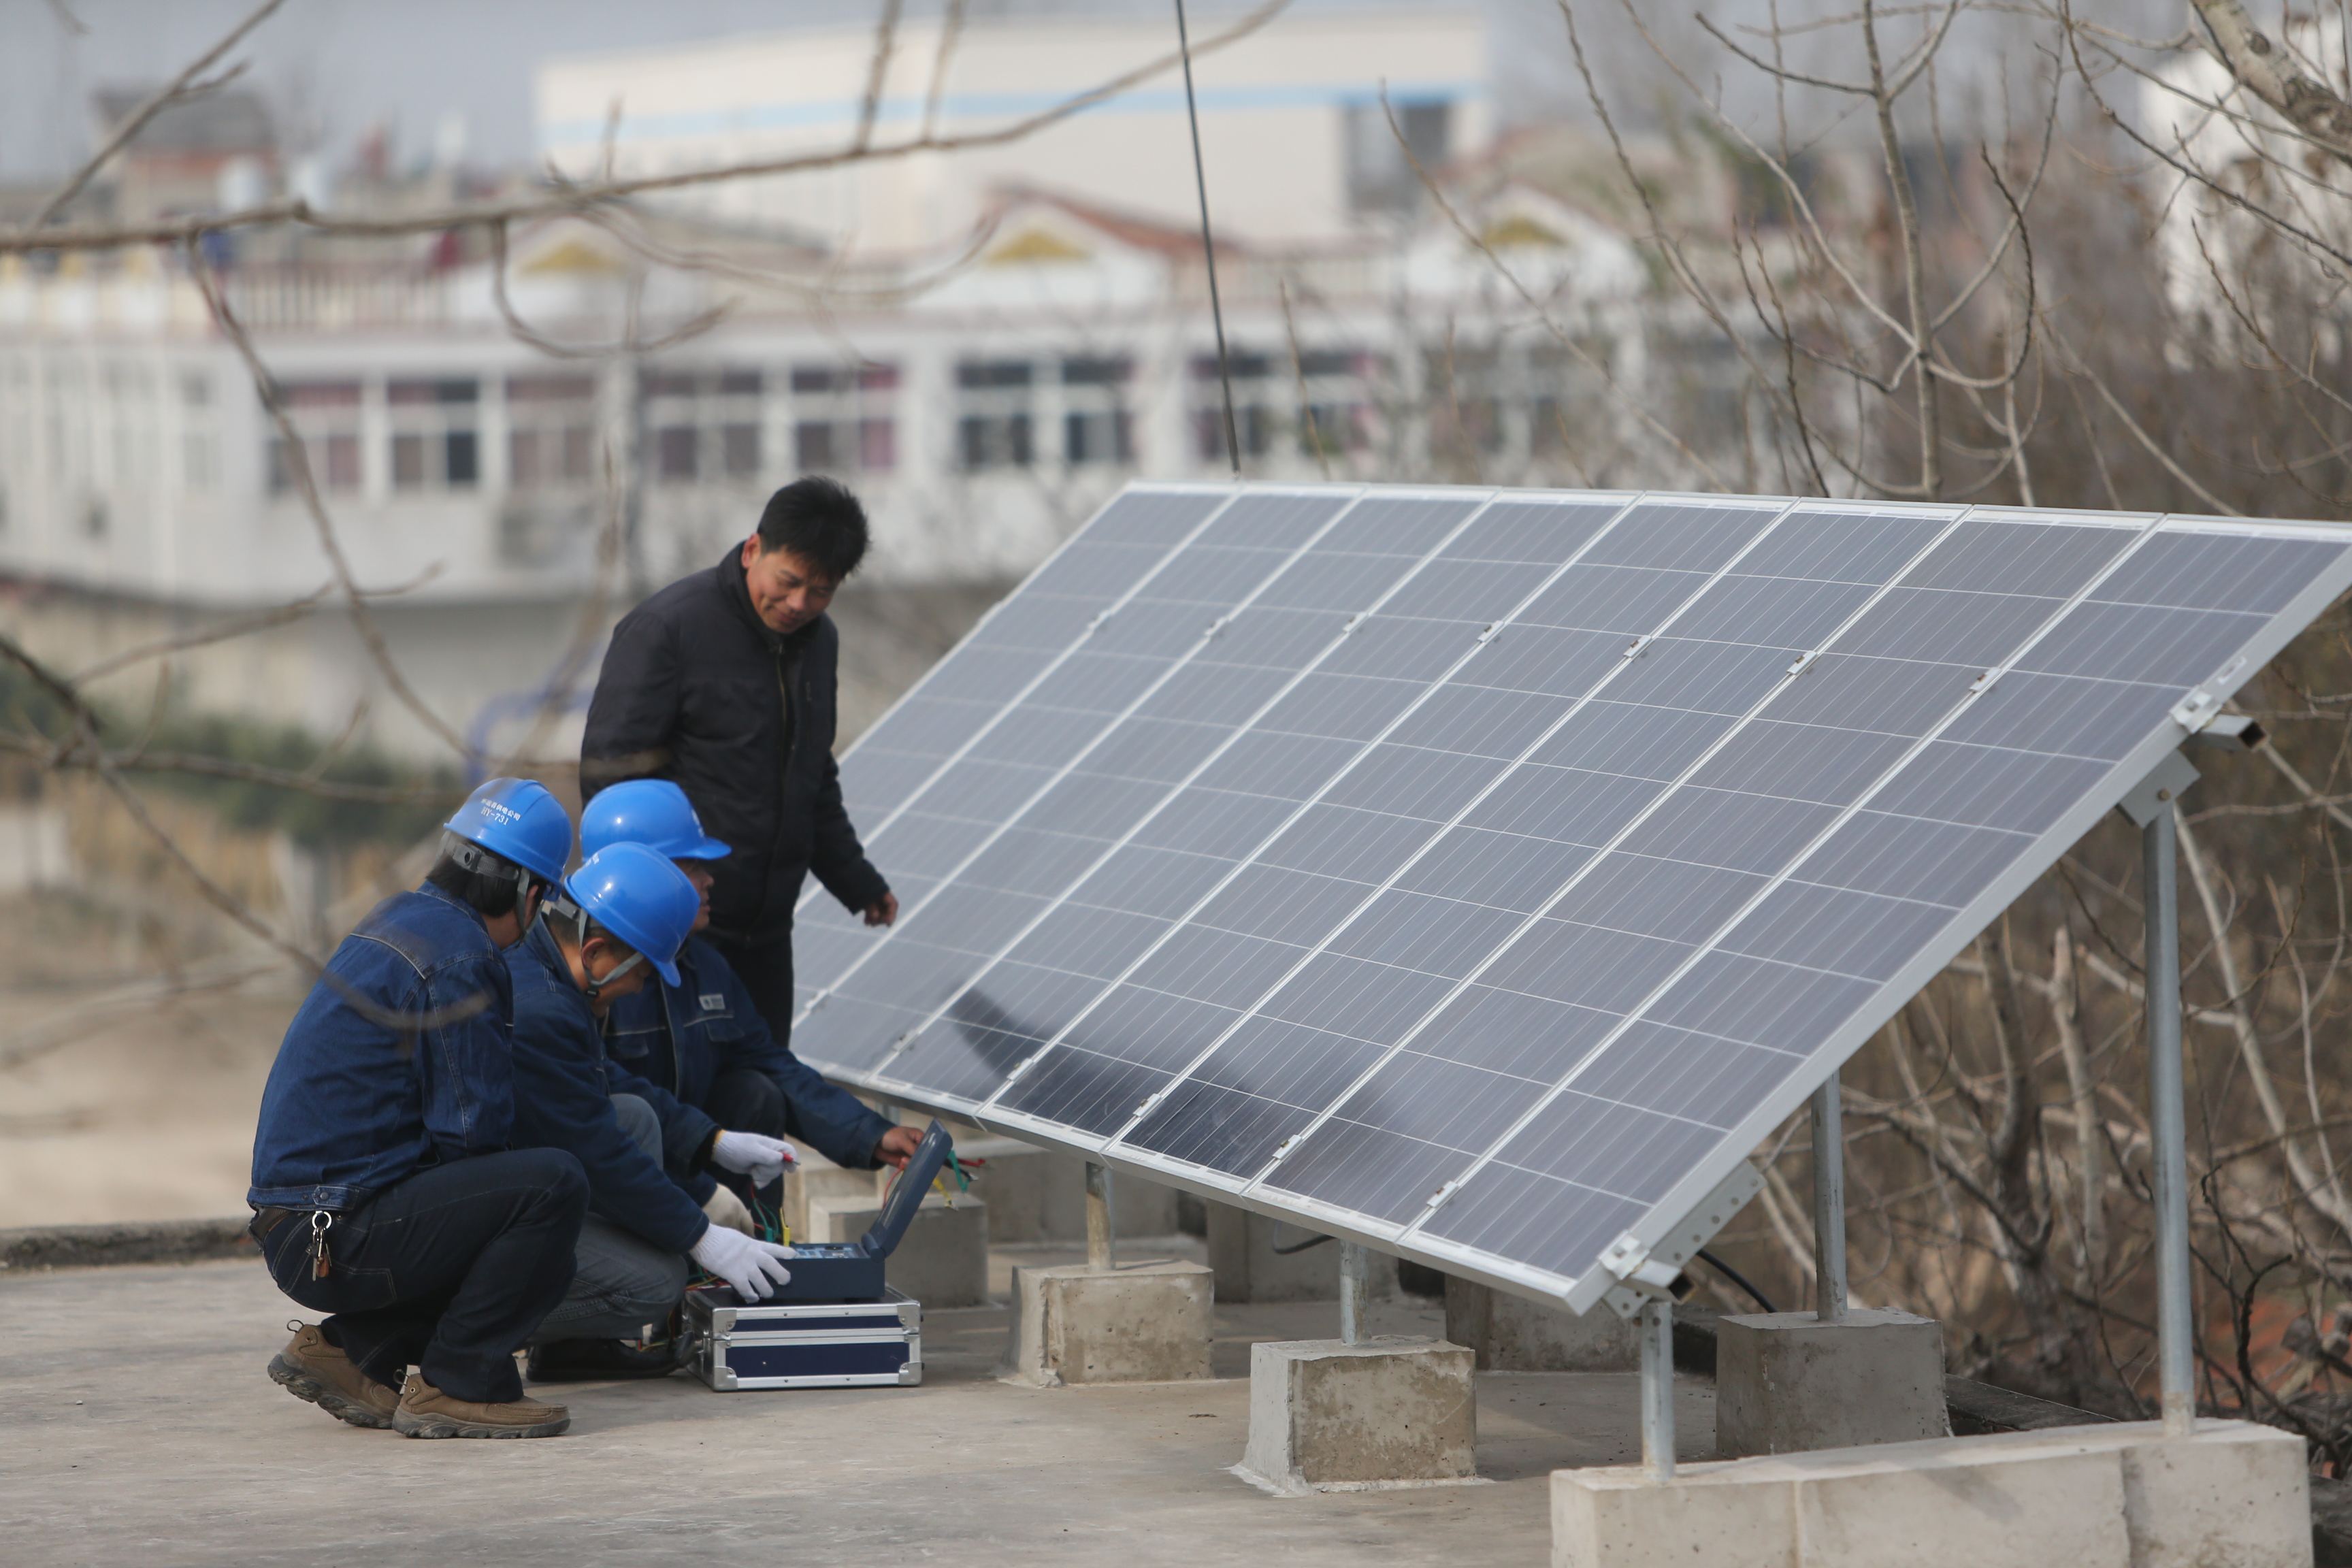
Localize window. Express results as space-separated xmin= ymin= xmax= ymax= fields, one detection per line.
xmin=507 ymin=374 xmax=598 ymax=491
xmin=1294 ymin=348 xmax=1376 ymax=458
xmin=1424 ymin=346 xmax=1507 ymax=463
xmin=642 ymin=368 xmax=764 ymax=486
xmin=103 ymin=363 xmax=154 ymax=491
xmin=1192 ymin=350 xmax=1274 ymax=462
xmin=790 ymin=362 xmax=897 ymax=474
xmin=388 ymin=378 xmax=479 ymax=491
xmin=179 ymin=371 xmax=216 ymax=491
xmin=1061 ymin=355 xmax=1134 ymax=467
xmin=1527 ymin=344 xmax=1608 ymax=459
xmin=267 ymin=379 xmax=364 ymax=494
xmin=1345 ymin=98 xmax=1452 ymax=216
xmin=956 ymin=359 xmax=1034 ymax=471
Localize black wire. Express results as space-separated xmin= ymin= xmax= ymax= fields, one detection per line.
xmin=1173 ymin=0 xmax=1241 ymax=479
xmin=1269 ymin=1224 xmax=1335 ymax=1256
xmin=1694 ymin=1247 xmax=1776 ymax=1313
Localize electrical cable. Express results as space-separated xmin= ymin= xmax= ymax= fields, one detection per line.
xmin=1694 ymin=1247 xmax=1776 ymax=1314
xmin=1269 ymin=1222 xmax=1335 ymax=1256
xmin=1173 ymin=0 xmax=1242 ymax=479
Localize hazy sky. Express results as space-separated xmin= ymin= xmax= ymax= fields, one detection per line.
xmin=0 ymin=0 xmax=2159 ymax=183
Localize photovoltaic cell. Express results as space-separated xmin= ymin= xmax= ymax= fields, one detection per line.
xmin=792 ymin=485 xmax=2352 ymax=1311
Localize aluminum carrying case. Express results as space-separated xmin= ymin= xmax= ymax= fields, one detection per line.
xmin=685 ymin=1286 xmax=922 ymax=1390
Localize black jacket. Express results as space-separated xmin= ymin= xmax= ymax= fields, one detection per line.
xmin=580 ymin=547 xmax=889 ymax=947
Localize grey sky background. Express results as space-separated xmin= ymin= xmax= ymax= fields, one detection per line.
xmin=0 ymin=0 xmax=2166 ymax=184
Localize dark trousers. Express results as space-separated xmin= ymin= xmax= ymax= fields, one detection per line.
xmin=704 ymin=1065 xmax=789 ymax=1211
xmin=533 ymin=1094 xmax=688 ymax=1343
xmin=257 ymin=1148 xmax=587 ymax=1405
xmin=708 ymin=933 xmax=793 ymax=1048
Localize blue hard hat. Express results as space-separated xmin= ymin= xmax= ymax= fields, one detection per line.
xmin=564 ymin=842 xmax=699 ymax=986
xmin=580 ymin=779 xmax=730 ymax=864
xmin=444 ymin=777 xmax=572 ymax=883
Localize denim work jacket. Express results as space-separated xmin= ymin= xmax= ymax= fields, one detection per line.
xmin=507 ymin=920 xmax=710 ymax=1256
xmin=249 ymin=883 xmax=516 ymax=1211
xmin=604 ymin=934 xmax=896 ymax=1179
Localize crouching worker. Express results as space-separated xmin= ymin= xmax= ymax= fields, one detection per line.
xmin=247 ymin=778 xmax=583 ymax=1439
xmin=585 ymin=780 xmax=923 ymax=1224
xmin=508 ymin=842 xmax=798 ymax=1382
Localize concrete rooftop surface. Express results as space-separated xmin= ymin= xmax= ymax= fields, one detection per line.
xmin=0 ymin=1251 xmax=1718 ymax=1567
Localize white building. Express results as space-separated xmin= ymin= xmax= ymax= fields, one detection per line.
xmin=0 ymin=15 xmax=1712 ymax=767
xmin=536 ymin=9 xmax=1491 ymax=252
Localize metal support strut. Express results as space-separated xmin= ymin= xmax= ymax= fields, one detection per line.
xmin=2144 ymin=798 xmax=2194 ymax=1435
xmin=1812 ymin=1071 xmax=1847 ymax=1323
xmin=2117 ymin=745 xmax=2207 ymax=1437
xmin=1639 ymin=1296 xmax=1675 ymax=1481
xmin=1085 ymin=1161 xmax=1116 ymax=1273
xmin=1339 ymin=1241 xmax=1369 ymax=1345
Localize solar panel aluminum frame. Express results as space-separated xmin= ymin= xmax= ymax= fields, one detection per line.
xmin=1421 ymin=510 xmax=2352 ymax=1316
xmin=802 ymin=485 xmax=2352 ymax=1318
xmin=1048 ymin=491 xmax=1980 ymax=1305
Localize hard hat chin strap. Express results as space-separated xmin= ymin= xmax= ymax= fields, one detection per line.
xmin=585 ymin=949 xmax=644 ymax=1002
xmin=540 ymin=892 xmax=643 ymax=999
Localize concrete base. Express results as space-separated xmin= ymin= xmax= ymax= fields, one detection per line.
xmin=782 ymin=1147 xmax=883 ymax=1241
xmin=1002 ymin=1260 xmax=1214 ymax=1386
xmin=1206 ymin=1202 xmax=1398 ymax=1303
xmin=1714 ymin=1307 xmax=1948 ymax=1456
xmin=1550 ymin=1419 xmax=2310 ymax=1568
xmin=952 ymin=1137 xmax=1182 ymax=1244
xmin=1446 ymin=1278 xmax=1638 ymax=1371
xmin=1237 ymin=1337 xmax=1478 ymax=1495
xmin=804 ymin=1192 xmax=989 ymax=1308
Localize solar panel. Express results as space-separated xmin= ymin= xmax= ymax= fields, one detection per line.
xmin=791 ymin=484 xmax=2352 ymax=1312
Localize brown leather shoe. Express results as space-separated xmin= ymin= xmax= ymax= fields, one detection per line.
xmin=393 ymin=1373 xmax=570 ymax=1439
xmin=267 ymin=1323 xmax=399 ymax=1430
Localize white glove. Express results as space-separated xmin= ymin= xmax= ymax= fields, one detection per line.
xmin=710 ymin=1130 xmax=796 ymax=1188
xmin=701 ymin=1183 xmax=756 ymax=1236
xmin=691 ymin=1224 xmax=794 ymax=1301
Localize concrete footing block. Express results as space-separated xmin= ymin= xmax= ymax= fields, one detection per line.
xmin=1445 ymin=1277 xmax=1638 ymax=1371
xmin=783 ymin=1147 xmax=883 ymax=1241
xmin=1714 ymin=1307 xmax=1948 ymax=1456
xmin=1206 ymin=1202 xmax=1397 ymax=1303
xmin=1002 ymin=1260 xmax=1214 ymax=1386
xmin=804 ymin=1192 xmax=988 ymax=1308
xmin=1550 ymin=1419 xmax=2310 ymax=1568
xmin=1236 ymin=1337 xmax=1478 ymax=1495
xmin=951 ymin=1137 xmax=1181 ymax=1244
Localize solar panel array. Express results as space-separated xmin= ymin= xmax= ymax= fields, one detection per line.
xmin=787 ymin=485 xmax=2352 ymax=1309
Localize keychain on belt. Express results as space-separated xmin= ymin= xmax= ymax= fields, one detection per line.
xmin=308 ymin=1211 xmax=333 ymax=1279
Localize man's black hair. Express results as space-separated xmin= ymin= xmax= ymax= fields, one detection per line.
xmin=424 ymin=832 xmax=529 ymax=918
xmin=754 ymin=476 xmax=869 ymax=583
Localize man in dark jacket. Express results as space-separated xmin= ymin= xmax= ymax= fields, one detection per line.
xmin=580 ymin=476 xmax=896 ymax=1049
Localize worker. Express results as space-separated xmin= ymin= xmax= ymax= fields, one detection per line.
xmin=508 ymin=840 xmax=798 ymax=1383
xmin=248 ymin=777 xmax=583 ymax=1440
xmin=583 ymin=779 xmax=924 ymax=1222
xmin=579 ymin=476 xmax=896 ymax=1054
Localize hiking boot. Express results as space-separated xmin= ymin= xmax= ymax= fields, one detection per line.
xmin=267 ymin=1323 xmax=399 ymax=1430
xmin=393 ymin=1374 xmax=570 ymax=1439
xmin=525 ymin=1336 xmax=685 ymax=1384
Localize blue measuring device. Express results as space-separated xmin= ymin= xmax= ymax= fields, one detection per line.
xmin=703 ymin=1120 xmax=955 ymax=1306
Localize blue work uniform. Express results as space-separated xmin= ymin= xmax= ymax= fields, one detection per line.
xmin=248 ymin=881 xmax=587 ymax=1405
xmin=604 ymin=934 xmax=897 ymax=1194
xmin=506 ymin=919 xmax=711 ymax=1256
